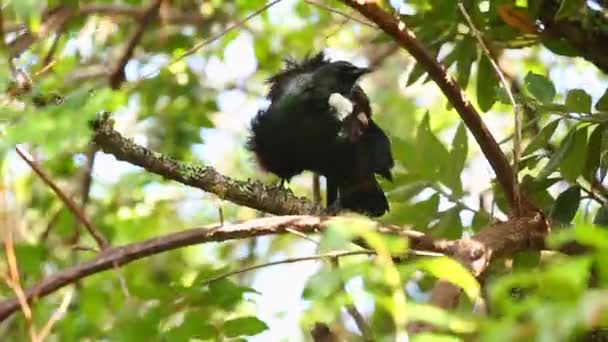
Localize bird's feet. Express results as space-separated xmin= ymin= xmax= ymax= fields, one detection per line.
xmin=324 ymin=200 xmax=343 ymax=216
xmin=275 ymin=179 xmax=293 ymax=194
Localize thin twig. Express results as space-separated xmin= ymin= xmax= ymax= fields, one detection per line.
xmin=498 ymin=115 xmax=542 ymax=145
xmin=15 ymin=145 xmax=109 ymax=250
xmin=67 ymin=144 xmax=98 ymax=245
xmin=457 ymin=1 xmax=522 ymax=214
xmin=70 ymin=245 xmax=98 ymax=253
xmin=304 ymin=0 xmax=376 ymax=28
xmin=138 ymin=0 xmax=284 ymax=82
xmin=367 ymin=43 xmax=399 ymax=69
xmin=286 ymin=227 xmax=320 ymax=245
xmin=3 ymin=212 xmax=37 ymax=341
xmin=578 ymin=181 xmax=605 ymax=205
xmin=40 ymin=15 xmax=68 ymax=70
xmin=312 ymin=174 xmax=321 ymax=205
xmin=33 ymin=60 xmax=57 ymax=79
xmin=218 ymin=204 xmax=224 ymax=227
xmin=3 ymin=277 xmax=37 ymax=341
xmin=36 ymin=288 xmax=74 ymax=341
xmin=109 ymin=0 xmax=162 ymax=89
xmin=39 ymin=206 xmax=64 ymax=242
xmin=430 ymin=183 xmax=478 ymax=214
xmin=330 ymin=257 xmax=373 ymax=341
xmin=201 ymin=250 xmax=375 ymax=285
xmin=0 ymin=3 xmax=16 ymax=75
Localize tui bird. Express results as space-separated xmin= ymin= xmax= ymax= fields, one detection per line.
xmin=247 ymin=52 xmax=394 ymax=216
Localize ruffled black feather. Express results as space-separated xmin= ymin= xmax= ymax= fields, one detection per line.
xmin=246 ymin=51 xmax=395 ymax=217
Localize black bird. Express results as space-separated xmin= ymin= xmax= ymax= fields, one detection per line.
xmin=247 ymin=52 xmax=394 ymax=216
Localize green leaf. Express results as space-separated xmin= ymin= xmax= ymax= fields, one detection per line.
xmin=477 ymin=55 xmax=499 ymax=112
xmin=522 ymin=175 xmax=561 ymax=212
xmin=445 ymin=123 xmax=468 ymax=194
xmin=471 ymin=210 xmax=491 ymax=232
xmin=440 ymin=45 xmax=460 ymax=69
xmin=555 ymin=0 xmax=585 ymax=19
xmin=550 ymin=186 xmax=580 ymax=224
xmin=223 ymin=317 xmax=268 ymax=337
xmin=389 ymin=194 xmax=440 ymax=228
xmin=433 ymin=207 xmax=463 ymax=239
xmin=13 ymin=0 xmax=43 ymax=23
xmin=601 ymin=125 xmax=608 ymax=180
xmin=542 ymin=39 xmax=578 ymax=57
xmin=560 ymin=126 xmax=588 ymax=182
xmin=416 ymin=257 xmax=480 ymax=300
xmin=391 ymin=181 xmax=430 ymax=202
xmin=565 ymin=89 xmax=592 ymax=113
xmin=594 ymin=204 xmax=608 ymax=226
xmin=596 ymin=88 xmax=608 ymax=111
xmin=583 ymin=124 xmax=602 ymax=181
xmin=417 ymin=113 xmax=450 ymax=182
xmin=412 ymin=333 xmax=462 ymax=342
xmin=524 ymin=72 xmax=555 ymax=104
xmin=522 ymin=119 xmax=560 ymax=157
xmin=166 ymin=311 xmax=216 ymax=341
xmin=204 ymin=278 xmax=255 ymax=308
xmin=407 ymin=47 xmax=439 ymax=86
xmin=48 ymin=0 xmax=78 ymax=8
xmin=302 ymin=267 xmax=341 ymax=299
xmin=455 ymin=38 xmax=477 ymax=89
xmin=407 ymin=62 xmax=430 ymax=86
xmin=536 ymin=127 xmax=575 ymax=180
xmin=406 ymin=302 xmax=476 ymax=334
xmin=512 ymin=250 xmax=541 ymax=269
xmin=14 ymin=244 xmax=47 ymax=276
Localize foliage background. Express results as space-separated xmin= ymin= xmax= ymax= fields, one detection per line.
xmin=1 ymin=0 xmax=608 ymax=341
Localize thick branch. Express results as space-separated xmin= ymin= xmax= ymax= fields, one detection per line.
xmin=0 ymin=215 xmax=446 ymax=322
xmin=409 ymin=213 xmax=549 ymax=333
xmin=340 ymin=1 xmax=527 ymax=213
xmin=539 ymin=0 xmax=608 ymax=74
xmin=91 ymin=116 xmax=324 ymax=216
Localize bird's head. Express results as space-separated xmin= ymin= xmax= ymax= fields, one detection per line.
xmin=313 ymin=61 xmax=371 ymax=95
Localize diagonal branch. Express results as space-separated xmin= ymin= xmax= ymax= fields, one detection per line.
xmin=91 ymin=115 xmax=324 ymax=216
xmin=457 ymin=1 xmax=523 ymax=214
xmin=201 ymin=250 xmax=376 ymax=285
xmin=0 ymin=215 xmax=448 ymax=322
xmin=109 ymin=0 xmax=162 ymax=89
xmin=339 ymin=0 xmax=532 ymax=214
xmin=15 ymin=145 xmax=109 ymax=250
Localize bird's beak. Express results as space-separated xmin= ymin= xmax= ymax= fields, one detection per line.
xmin=356 ymin=67 xmax=372 ymax=77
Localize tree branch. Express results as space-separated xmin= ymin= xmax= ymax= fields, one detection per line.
xmin=0 ymin=215 xmax=445 ymax=322
xmin=408 ymin=213 xmax=549 ymax=333
xmin=201 ymin=250 xmax=376 ymax=286
xmin=91 ymin=115 xmax=324 ymax=216
xmin=109 ymin=0 xmax=162 ymax=89
xmin=15 ymin=145 xmax=109 ymax=250
xmin=339 ymin=0 xmax=533 ymax=214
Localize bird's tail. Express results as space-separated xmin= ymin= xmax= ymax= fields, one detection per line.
xmin=338 ymin=176 xmax=389 ymax=217
xmin=337 ymin=119 xmax=393 ymax=217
